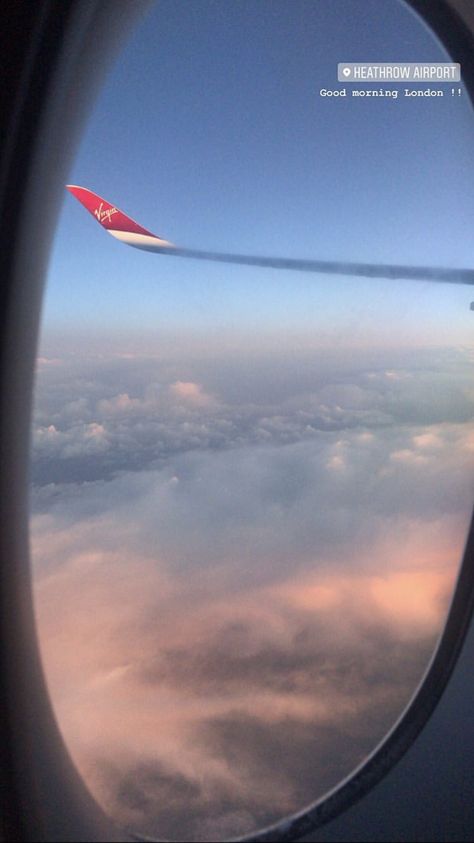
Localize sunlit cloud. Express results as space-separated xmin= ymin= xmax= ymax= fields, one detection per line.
xmin=33 ymin=506 xmax=459 ymax=839
xmin=36 ymin=356 xmax=62 ymax=368
xmin=169 ymin=380 xmax=213 ymax=404
xmin=30 ymin=344 xmax=474 ymax=840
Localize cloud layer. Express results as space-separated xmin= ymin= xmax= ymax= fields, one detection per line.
xmin=31 ymin=344 xmax=474 ymax=840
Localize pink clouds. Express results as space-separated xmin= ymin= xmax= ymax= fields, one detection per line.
xmin=29 ymin=344 xmax=474 ymax=839
xmin=32 ymin=496 xmax=462 ymax=840
xmin=169 ymin=380 xmax=214 ymax=405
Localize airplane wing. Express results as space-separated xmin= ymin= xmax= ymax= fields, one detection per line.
xmin=66 ymin=185 xmax=474 ymax=286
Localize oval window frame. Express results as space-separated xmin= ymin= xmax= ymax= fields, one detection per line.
xmin=0 ymin=2 xmax=474 ymax=841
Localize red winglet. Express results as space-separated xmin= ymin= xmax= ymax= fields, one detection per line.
xmin=66 ymin=185 xmax=156 ymax=237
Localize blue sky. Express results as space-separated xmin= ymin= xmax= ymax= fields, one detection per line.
xmin=42 ymin=0 xmax=474 ymax=345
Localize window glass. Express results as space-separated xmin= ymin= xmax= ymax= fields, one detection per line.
xmin=31 ymin=2 xmax=474 ymax=840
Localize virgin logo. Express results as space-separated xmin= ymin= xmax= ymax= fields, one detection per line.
xmin=94 ymin=203 xmax=118 ymax=225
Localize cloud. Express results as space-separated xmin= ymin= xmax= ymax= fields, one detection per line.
xmin=33 ymin=422 xmax=109 ymax=460
xmin=97 ymin=392 xmax=143 ymax=415
xmin=412 ymin=431 xmax=443 ymax=450
xmin=36 ymin=356 xmax=62 ymax=368
xmin=30 ymin=344 xmax=474 ymax=840
xmin=31 ymin=346 xmax=474 ymax=489
xmin=33 ymin=502 xmax=455 ymax=840
xmin=169 ymin=380 xmax=213 ymax=405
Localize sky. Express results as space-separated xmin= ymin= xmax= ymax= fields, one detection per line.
xmin=30 ymin=1 xmax=474 ymax=841
xmin=43 ymin=0 xmax=474 ymax=346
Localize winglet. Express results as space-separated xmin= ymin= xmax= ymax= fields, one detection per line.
xmin=66 ymin=185 xmax=174 ymax=251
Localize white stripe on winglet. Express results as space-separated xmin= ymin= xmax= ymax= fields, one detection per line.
xmin=108 ymin=230 xmax=175 ymax=251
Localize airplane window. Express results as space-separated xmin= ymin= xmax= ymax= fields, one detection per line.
xmin=30 ymin=1 xmax=474 ymax=841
